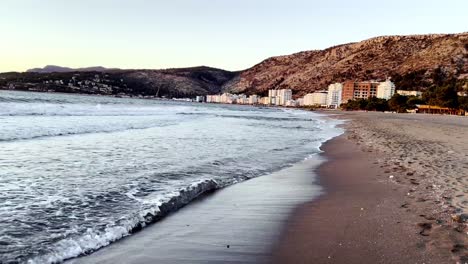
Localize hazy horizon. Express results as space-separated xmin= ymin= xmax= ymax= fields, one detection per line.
xmin=1 ymin=0 xmax=467 ymax=73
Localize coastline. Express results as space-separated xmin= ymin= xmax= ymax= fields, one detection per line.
xmin=273 ymin=112 xmax=467 ymax=263
xmin=24 ymin=109 xmax=467 ymax=263
xmin=68 ymin=154 xmax=328 ymax=264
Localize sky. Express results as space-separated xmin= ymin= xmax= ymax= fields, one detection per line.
xmin=0 ymin=0 xmax=467 ymax=72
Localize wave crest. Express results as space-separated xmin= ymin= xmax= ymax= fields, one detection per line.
xmin=26 ymin=179 xmax=219 ymax=264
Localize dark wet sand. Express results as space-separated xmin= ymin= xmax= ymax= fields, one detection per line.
xmin=69 ymin=158 xmax=325 ymax=264
xmin=273 ymin=135 xmax=445 ymax=263
xmin=273 ymin=113 xmax=468 ymax=264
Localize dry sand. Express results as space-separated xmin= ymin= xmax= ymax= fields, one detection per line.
xmin=274 ymin=112 xmax=468 ymax=263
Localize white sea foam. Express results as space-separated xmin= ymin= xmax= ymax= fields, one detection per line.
xmin=26 ymin=179 xmax=219 ymax=264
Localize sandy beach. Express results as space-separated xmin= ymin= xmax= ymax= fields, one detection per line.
xmin=274 ymin=112 xmax=468 ymax=263
xmin=67 ymin=112 xmax=468 ymax=264
xmin=68 ymin=157 xmax=327 ymax=264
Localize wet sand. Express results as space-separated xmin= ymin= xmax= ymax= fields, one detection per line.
xmin=68 ymin=157 xmax=326 ymax=264
xmin=274 ymin=112 xmax=468 ymax=263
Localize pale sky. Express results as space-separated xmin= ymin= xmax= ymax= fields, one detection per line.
xmin=0 ymin=0 xmax=467 ymax=73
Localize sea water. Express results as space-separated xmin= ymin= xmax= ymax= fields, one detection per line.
xmin=0 ymin=91 xmax=342 ymax=263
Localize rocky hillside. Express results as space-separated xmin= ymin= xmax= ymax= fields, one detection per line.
xmin=223 ymin=33 xmax=468 ymax=97
xmin=1 ymin=66 xmax=238 ymax=98
xmin=120 ymin=67 xmax=238 ymax=97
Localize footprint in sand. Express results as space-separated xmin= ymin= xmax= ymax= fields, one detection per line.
xmin=417 ymin=222 xmax=432 ymax=236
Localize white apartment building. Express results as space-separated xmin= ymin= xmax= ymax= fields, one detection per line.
xmin=304 ymin=91 xmax=328 ymax=106
xmin=238 ymin=95 xmax=251 ymax=104
xmin=377 ymin=79 xmax=396 ymax=100
xmin=220 ymin=93 xmax=234 ymax=104
xmin=296 ymin=98 xmax=304 ymax=106
xmin=206 ymin=95 xmax=217 ymax=103
xmin=267 ymin=89 xmax=292 ymax=106
xmin=285 ymin=100 xmax=298 ymax=107
xmin=249 ymin=95 xmax=259 ymax=105
xmin=268 ymin=89 xmax=278 ymax=98
xmin=326 ymin=83 xmax=343 ymax=108
xmin=277 ymin=89 xmax=292 ymax=105
xmin=260 ymin=97 xmax=270 ymax=105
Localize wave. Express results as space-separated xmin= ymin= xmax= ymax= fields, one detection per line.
xmin=25 ymin=119 xmax=345 ymax=264
xmin=177 ymin=112 xmax=314 ymax=122
xmin=0 ymin=102 xmax=180 ymax=117
xmin=26 ymin=179 xmax=219 ymax=264
xmin=0 ymin=119 xmax=177 ymax=142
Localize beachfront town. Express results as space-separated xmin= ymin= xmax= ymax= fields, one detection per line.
xmin=199 ymin=79 xmax=398 ymax=108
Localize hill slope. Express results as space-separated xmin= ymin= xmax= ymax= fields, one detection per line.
xmin=27 ymin=65 xmax=120 ymax=73
xmin=0 ymin=66 xmax=238 ymax=97
xmin=223 ymin=33 xmax=468 ymax=96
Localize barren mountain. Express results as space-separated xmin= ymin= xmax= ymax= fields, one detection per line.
xmin=223 ymin=33 xmax=468 ymax=96
xmin=1 ymin=66 xmax=238 ymax=98
xmin=27 ymin=65 xmax=120 ymax=73
xmin=119 ymin=67 xmax=238 ymax=97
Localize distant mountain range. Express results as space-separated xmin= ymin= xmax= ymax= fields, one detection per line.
xmin=222 ymin=32 xmax=468 ymax=96
xmin=3 ymin=32 xmax=467 ymax=97
xmin=27 ymin=65 xmax=120 ymax=73
xmin=1 ymin=66 xmax=238 ymax=98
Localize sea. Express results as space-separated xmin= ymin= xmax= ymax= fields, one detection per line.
xmin=0 ymin=90 xmax=342 ymax=263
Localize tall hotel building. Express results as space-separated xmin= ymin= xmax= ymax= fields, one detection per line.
xmin=342 ymin=81 xmax=379 ymax=103
xmin=268 ymin=89 xmax=292 ymax=105
xmin=326 ymin=83 xmax=343 ymax=108
xmin=376 ymin=79 xmax=396 ymax=100
xmin=277 ymin=89 xmax=292 ymax=105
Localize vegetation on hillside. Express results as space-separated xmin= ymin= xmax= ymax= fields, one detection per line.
xmin=342 ymin=70 xmax=468 ymax=112
xmin=0 ymin=67 xmax=238 ymax=98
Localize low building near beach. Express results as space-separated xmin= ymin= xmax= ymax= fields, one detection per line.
xmin=249 ymin=95 xmax=259 ymax=105
xmin=416 ymin=105 xmax=466 ymax=116
xmin=397 ymin=90 xmax=422 ymax=97
xmin=285 ymin=99 xmax=298 ymax=107
xmin=260 ymin=97 xmax=270 ymax=105
xmin=303 ymin=91 xmax=328 ymax=106
xmin=296 ymin=98 xmax=304 ymax=106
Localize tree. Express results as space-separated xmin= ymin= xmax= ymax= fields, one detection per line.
xmin=435 ymin=82 xmax=459 ymax=108
xmin=341 ymin=97 xmax=388 ymax=112
xmin=388 ymin=93 xmax=408 ymax=113
xmin=422 ymin=81 xmax=459 ymax=109
xmin=431 ymin=67 xmax=446 ymax=87
xmin=459 ymin=96 xmax=468 ymax=111
xmin=406 ymin=96 xmax=424 ymax=108
xmin=365 ymin=97 xmax=389 ymax=111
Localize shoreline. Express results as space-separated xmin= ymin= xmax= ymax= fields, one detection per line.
xmin=273 ymin=112 xmax=467 ymax=263
xmin=68 ymin=154 xmax=328 ymax=264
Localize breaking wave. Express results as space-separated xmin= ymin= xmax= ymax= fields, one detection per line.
xmin=26 ymin=180 xmax=219 ymax=264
